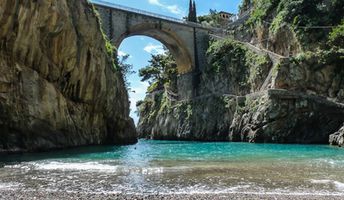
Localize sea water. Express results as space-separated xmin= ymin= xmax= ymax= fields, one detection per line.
xmin=1 ymin=140 xmax=344 ymax=195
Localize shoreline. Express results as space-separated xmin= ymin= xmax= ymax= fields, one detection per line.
xmin=1 ymin=190 xmax=343 ymax=200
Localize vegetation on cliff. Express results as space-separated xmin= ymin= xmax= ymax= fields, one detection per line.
xmin=245 ymin=0 xmax=344 ymax=49
xmin=136 ymin=52 xmax=177 ymax=134
xmin=206 ymin=38 xmax=272 ymax=93
xmin=198 ymin=10 xmax=224 ymax=27
xmin=329 ymin=20 xmax=344 ymax=48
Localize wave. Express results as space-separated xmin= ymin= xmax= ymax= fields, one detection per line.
xmin=28 ymin=161 xmax=167 ymax=175
xmin=310 ymin=179 xmax=344 ymax=190
xmin=312 ymin=158 xmax=344 ymax=166
xmin=0 ymin=182 xmax=22 ymax=190
xmin=34 ymin=161 xmax=119 ymax=172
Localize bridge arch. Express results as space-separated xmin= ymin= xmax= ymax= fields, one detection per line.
xmin=114 ymin=23 xmax=193 ymax=74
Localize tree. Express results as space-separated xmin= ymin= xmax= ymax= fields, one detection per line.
xmin=139 ymin=52 xmax=177 ymax=93
xmin=188 ymin=0 xmax=193 ymax=21
xmin=117 ymin=54 xmax=135 ymax=89
xmin=187 ymin=0 xmax=197 ymax=22
xmin=192 ymin=1 xmax=197 ymax=22
xmin=329 ymin=20 xmax=344 ymax=48
xmin=197 ymin=9 xmax=222 ymax=27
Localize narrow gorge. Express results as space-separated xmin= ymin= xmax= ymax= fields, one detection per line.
xmin=0 ymin=0 xmax=343 ymax=153
xmin=1 ymin=1 xmax=344 ymax=199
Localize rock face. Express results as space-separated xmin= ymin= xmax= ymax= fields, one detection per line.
xmin=0 ymin=0 xmax=137 ymax=152
xmin=137 ymin=39 xmax=344 ymax=145
xmin=138 ymin=93 xmax=237 ymax=141
xmin=230 ymin=90 xmax=344 ymax=144
xmin=273 ymin=53 xmax=344 ymax=102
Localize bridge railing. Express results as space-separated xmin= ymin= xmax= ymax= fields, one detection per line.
xmin=90 ymin=0 xmax=217 ymax=30
xmin=91 ymin=0 xmax=185 ymax=23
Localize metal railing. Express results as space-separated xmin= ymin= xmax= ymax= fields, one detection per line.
xmin=90 ymin=0 xmax=214 ymax=30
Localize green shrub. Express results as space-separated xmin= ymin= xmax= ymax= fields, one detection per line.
xmin=207 ymin=38 xmax=246 ymax=73
xmin=207 ymin=37 xmax=272 ymax=91
xmin=245 ymin=0 xmax=344 ymax=48
xmin=247 ymin=0 xmax=280 ymax=25
xmin=329 ymin=21 xmax=344 ymax=48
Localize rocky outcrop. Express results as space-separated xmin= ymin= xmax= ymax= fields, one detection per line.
xmin=0 ymin=0 xmax=137 ymax=152
xmin=138 ymin=88 xmax=344 ymax=144
xmin=138 ymin=92 xmax=236 ymax=141
xmin=272 ymin=51 xmax=344 ymax=102
xmin=230 ymin=90 xmax=344 ymax=144
xmin=329 ymin=126 xmax=344 ymax=147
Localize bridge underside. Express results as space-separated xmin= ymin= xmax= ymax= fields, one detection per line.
xmin=116 ymin=24 xmax=193 ymax=75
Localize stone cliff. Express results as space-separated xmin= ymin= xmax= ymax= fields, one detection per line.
xmin=0 ymin=0 xmax=137 ymax=152
xmin=137 ymin=0 xmax=344 ymax=146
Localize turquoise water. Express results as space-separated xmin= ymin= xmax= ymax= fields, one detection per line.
xmin=1 ymin=140 xmax=344 ymax=195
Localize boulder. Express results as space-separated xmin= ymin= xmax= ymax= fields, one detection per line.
xmin=329 ymin=126 xmax=344 ymax=147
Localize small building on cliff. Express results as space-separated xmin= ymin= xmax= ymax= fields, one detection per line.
xmin=219 ymin=11 xmax=234 ymax=21
xmin=218 ymin=11 xmax=235 ymax=26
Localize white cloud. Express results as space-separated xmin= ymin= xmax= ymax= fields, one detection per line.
xmin=143 ymin=43 xmax=166 ymax=55
xmin=147 ymin=0 xmax=183 ymax=15
xmin=129 ymin=82 xmax=150 ymax=124
xmin=118 ymin=50 xmax=133 ymax=59
xmin=118 ymin=50 xmax=127 ymax=57
xmin=130 ymin=82 xmax=149 ymax=95
xmin=129 ymin=93 xmax=142 ymax=111
xmin=148 ymin=0 xmax=162 ymax=6
xmin=166 ymin=5 xmax=182 ymax=15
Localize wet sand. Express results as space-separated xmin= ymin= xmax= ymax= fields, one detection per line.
xmin=0 ymin=190 xmax=343 ymax=200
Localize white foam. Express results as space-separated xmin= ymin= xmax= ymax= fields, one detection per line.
xmin=140 ymin=167 xmax=164 ymax=174
xmin=33 ymin=162 xmax=119 ymax=172
xmin=310 ymin=179 xmax=344 ymax=190
xmin=0 ymin=183 xmax=21 ymax=190
xmin=314 ymin=158 xmax=344 ymax=166
xmin=32 ymin=161 xmax=165 ymax=175
xmin=4 ymin=164 xmax=31 ymax=170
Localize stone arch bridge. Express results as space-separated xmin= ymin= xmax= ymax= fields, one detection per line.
xmin=91 ymin=0 xmax=212 ymax=99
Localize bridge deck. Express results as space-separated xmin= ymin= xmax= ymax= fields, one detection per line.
xmin=90 ymin=0 xmax=213 ymax=30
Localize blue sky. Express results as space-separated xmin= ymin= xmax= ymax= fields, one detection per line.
xmin=106 ymin=0 xmax=242 ymax=124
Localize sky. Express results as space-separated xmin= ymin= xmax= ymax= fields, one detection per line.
xmin=105 ymin=0 xmax=243 ymax=124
